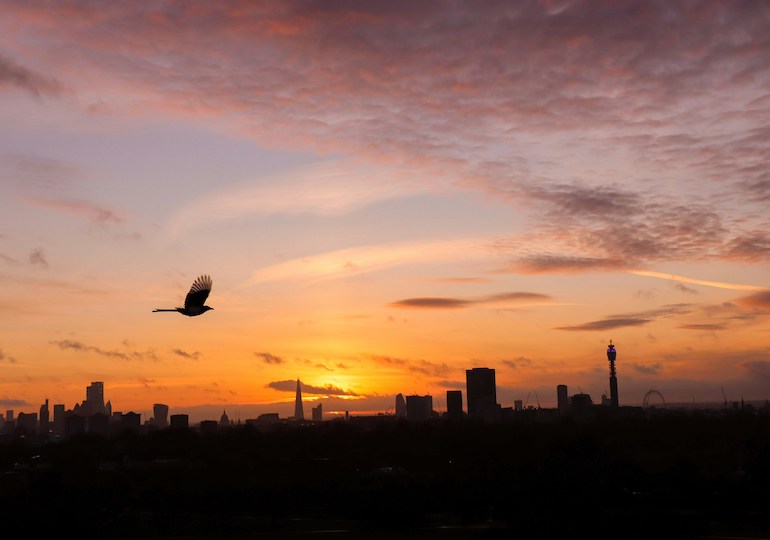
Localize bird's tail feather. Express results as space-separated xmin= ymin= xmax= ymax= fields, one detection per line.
xmin=153 ymin=309 xmax=177 ymax=312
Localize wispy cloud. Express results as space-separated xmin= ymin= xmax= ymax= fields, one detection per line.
xmin=255 ymin=352 xmax=284 ymax=365
xmin=430 ymin=277 xmax=493 ymax=284
xmin=629 ymin=270 xmax=766 ymax=292
xmin=678 ymin=323 xmax=727 ymax=331
xmin=27 ymin=197 xmax=123 ymax=225
xmin=250 ymin=238 xmax=490 ymax=284
xmin=0 ymin=348 xmax=17 ymax=364
xmin=4 ymin=1 xmax=770 ymax=272
xmin=0 ymin=53 xmax=63 ymax=97
xmin=164 ymin=159 xmax=432 ymax=239
xmin=514 ymin=255 xmax=628 ymax=274
xmin=0 ymin=253 xmax=19 ymax=266
xmin=407 ymin=359 xmax=451 ymax=377
xmin=0 ymin=398 xmax=29 ymax=407
xmin=502 ymin=356 xmax=534 ymax=369
xmin=557 ymin=318 xmax=651 ymax=332
xmin=722 ymin=233 xmax=770 ymax=262
xmin=557 ymin=304 xmax=693 ymax=331
xmin=171 ymin=348 xmax=201 ymax=361
xmin=631 ymin=363 xmax=663 ymax=376
xmin=50 ymin=339 xmax=158 ymax=362
xmin=370 ymin=354 xmax=452 ymax=378
xmin=673 ymin=283 xmax=698 ymax=295
xmin=29 ymin=248 xmax=48 ymax=268
xmin=266 ymin=379 xmax=361 ymax=397
xmin=735 ymin=290 xmax=770 ymax=311
xmin=390 ymin=292 xmax=550 ymax=310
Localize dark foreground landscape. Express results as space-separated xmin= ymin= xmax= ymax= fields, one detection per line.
xmin=3 ymin=409 xmax=770 ymax=539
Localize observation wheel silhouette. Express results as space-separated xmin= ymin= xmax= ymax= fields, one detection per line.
xmin=642 ymin=389 xmax=666 ymax=409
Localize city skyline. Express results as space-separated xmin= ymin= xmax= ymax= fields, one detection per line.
xmin=2 ymin=2 xmax=770 ymax=420
xmin=2 ymin=352 xmax=757 ymax=427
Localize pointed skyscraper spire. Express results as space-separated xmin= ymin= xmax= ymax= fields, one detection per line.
xmin=294 ymin=379 xmax=304 ymax=420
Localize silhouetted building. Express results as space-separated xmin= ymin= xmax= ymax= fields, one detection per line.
xmin=4 ymin=410 xmax=12 ymax=422
xmin=53 ymin=404 xmax=65 ymax=434
xmin=88 ymin=412 xmax=110 ymax=435
xmin=170 ymin=414 xmax=189 ymax=429
xmin=514 ymin=399 xmax=523 ymax=410
xmin=466 ymin=367 xmax=498 ymax=422
xmin=220 ymin=410 xmax=230 ymax=427
xmin=85 ymin=381 xmax=106 ymax=415
xmin=153 ymin=403 xmax=169 ymax=428
xmin=39 ymin=399 xmax=50 ymax=435
xmin=65 ymin=412 xmax=85 ymax=437
xmin=255 ymin=413 xmax=279 ymax=424
xmin=294 ymin=379 xmax=304 ymax=420
xmin=557 ymin=384 xmax=569 ymax=414
xmin=607 ymin=341 xmax=619 ymax=407
xmin=571 ymin=393 xmax=594 ymax=422
xmin=395 ymin=393 xmax=406 ymax=418
xmin=446 ymin=390 xmax=463 ymax=419
xmin=121 ymin=412 xmax=141 ymax=432
xmin=16 ymin=412 xmax=37 ymax=435
xmin=406 ymin=394 xmax=433 ymax=421
xmin=200 ymin=420 xmax=218 ymax=435
xmin=312 ymin=403 xmax=323 ymax=422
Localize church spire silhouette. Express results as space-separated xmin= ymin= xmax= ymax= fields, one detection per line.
xmin=294 ymin=379 xmax=304 ymax=420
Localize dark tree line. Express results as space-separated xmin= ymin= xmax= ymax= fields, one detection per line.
xmin=2 ymin=410 xmax=770 ymax=539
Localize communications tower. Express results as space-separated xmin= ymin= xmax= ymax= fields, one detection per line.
xmin=607 ymin=340 xmax=619 ymax=407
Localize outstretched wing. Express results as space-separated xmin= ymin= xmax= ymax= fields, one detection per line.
xmin=184 ymin=275 xmax=212 ymax=309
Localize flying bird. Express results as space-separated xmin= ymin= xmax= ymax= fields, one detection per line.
xmin=153 ymin=275 xmax=214 ymax=316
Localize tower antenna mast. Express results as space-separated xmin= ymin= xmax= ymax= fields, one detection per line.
xmin=607 ymin=340 xmax=619 ymax=407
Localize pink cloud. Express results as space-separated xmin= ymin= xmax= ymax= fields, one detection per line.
xmin=736 ymin=290 xmax=770 ymax=310
xmin=27 ymin=197 xmax=123 ymax=224
xmin=2 ymin=1 xmax=770 ymax=268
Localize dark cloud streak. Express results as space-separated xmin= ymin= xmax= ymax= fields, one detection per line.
xmin=266 ymin=380 xmax=360 ymax=397
xmin=0 ymin=53 xmax=63 ymax=97
xmin=390 ymin=291 xmax=549 ymax=310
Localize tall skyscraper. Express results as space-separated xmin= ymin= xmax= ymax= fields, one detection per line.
xmin=85 ymin=381 xmax=105 ymax=415
xmin=395 ymin=393 xmax=406 ymax=417
xmin=53 ymin=404 xmax=65 ymax=434
xmin=607 ymin=341 xmax=619 ymax=407
xmin=446 ymin=390 xmax=463 ymax=419
xmin=312 ymin=403 xmax=323 ymax=422
xmin=557 ymin=384 xmax=569 ymax=414
xmin=466 ymin=367 xmax=498 ymax=422
xmin=39 ymin=399 xmax=50 ymax=434
xmin=294 ymin=379 xmax=304 ymax=420
xmin=153 ymin=403 xmax=169 ymax=428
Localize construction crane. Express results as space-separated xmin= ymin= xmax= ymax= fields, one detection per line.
xmin=524 ymin=391 xmax=541 ymax=409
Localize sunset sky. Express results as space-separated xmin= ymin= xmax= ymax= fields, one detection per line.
xmin=2 ymin=1 xmax=770 ymax=424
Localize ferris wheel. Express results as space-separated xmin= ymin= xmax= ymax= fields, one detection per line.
xmin=642 ymin=389 xmax=666 ymax=409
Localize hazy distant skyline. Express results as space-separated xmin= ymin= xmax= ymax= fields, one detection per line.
xmin=2 ymin=1 xmax=770 ymax=421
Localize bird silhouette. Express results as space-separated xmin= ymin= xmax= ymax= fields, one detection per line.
xmin=153 ymin=275 xmax=214 ymax=316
